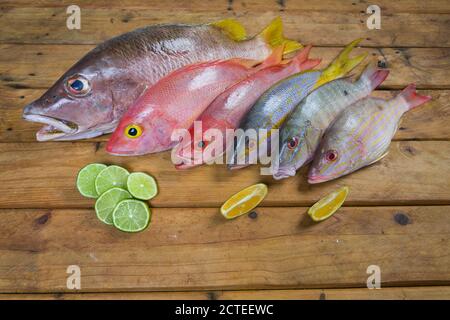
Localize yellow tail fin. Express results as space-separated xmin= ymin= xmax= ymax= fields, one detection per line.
xmin=259 ymin=17 xmax=302 ymax=55
xmin=314 ymin=38 xmax=367 ymax=89
xmin=210 ymin=19 xmax=247 ymax=41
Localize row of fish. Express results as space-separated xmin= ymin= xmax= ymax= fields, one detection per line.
xmin=23 ymin=18 xmax=300 ymax=141
xmin=22 ymin=18 xmax=431 ymax=184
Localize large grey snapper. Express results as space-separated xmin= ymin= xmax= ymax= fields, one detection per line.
xmin=22 ymin=18 xmax=301 ymax=141
xmin=308 ymin=84 xmax=431 ymax=184
xmin=274 ymin=64 xmax=389 ymax=179
xmin=229 ymin=38 xmax=367 ymax=169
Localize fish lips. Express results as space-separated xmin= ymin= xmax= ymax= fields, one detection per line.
xmin=22 ymin=113 xmax=79 ymax=141
xmin=307 ymin=172 xmax=333 ymax=184
xmin=272 ymin=166 xmax=296 ymax=180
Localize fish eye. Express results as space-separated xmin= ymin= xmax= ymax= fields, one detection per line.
xmin=325 ymin=150 xmax=338 ymax=162
xmin=66 ymin=75 xmax=91 ymax=96
xmin=287 ymin=136 xmax=299 ymax=150
xmin=124 ymin=124 xmax=142 ymax=139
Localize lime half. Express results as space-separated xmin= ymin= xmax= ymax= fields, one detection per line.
xmin=113 ymin=199 xmax=151 ymax=232
xmin=95 ymin=188 xmax=132 ymax=225
xmin=76 ymin=163 xmax=107 ymax=198
xmin=95 ymin=165 xmax=130 ymax=196
xmin=127 ymin=172 xmax=158 ymax=200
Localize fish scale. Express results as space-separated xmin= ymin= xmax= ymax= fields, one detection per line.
xmin=274 ymin=65 xmax=389 ymax=179
xmin=229 ymin=39 xmax=368 ymax=168
xmin=308 ymin=84 xmax=431 ymax=184
xmin=173 ymin=46 xmax=321 ymax=169
xmin=106 ymin=49 xmax=290 ymax=156
xmin=23 ymin=18 xmax=301 ymax=142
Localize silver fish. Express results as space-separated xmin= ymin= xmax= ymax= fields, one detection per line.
xmin=274 ymin=64 xmax=389 ymax=179
xmin=22 ymin=18 xmax=301 ymax=141
xmin=308 ymin=84 xmax=431 ymax=184
xmin=229 ymin=38 xmax=367 ymax=168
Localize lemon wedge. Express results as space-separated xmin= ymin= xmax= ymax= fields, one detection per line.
xmin=308 ymin=186 xmax=349 ymax=222
xmin=220 ymin=183 xmax=268 ymax=219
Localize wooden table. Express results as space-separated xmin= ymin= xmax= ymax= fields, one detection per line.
xmin=0 ymin=0 xmax=449 ymax=300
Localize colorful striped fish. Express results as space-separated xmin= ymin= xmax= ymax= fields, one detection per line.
xmin=173 ymin=45 xmax=321 ymax=169
xmin=308 ymin=84 xmax=431 ymax=184
xmin=274 ymin=64 xmax=389 ymax=180
xmin=229 ymin=39 xmax=367 ymax=169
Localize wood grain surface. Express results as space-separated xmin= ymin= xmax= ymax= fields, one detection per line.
xmin=0 ymin=0 xmax=449 ymax=299
xmin=2 ymin=286 xmax=450 ymax=300
xmin=0 ymin=7 xmax=448 ymax=47
xmin=0 ymin=206 xmax=449 ymax=292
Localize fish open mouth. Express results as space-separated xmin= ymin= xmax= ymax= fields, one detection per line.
xmin=22 ymin=114 xmax=79 ymax=141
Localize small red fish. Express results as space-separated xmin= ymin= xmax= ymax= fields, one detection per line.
xmin=106 ymin=53 xmax=283 ymax=156
xmin=174 ymin=45 xmax=321 ymax=169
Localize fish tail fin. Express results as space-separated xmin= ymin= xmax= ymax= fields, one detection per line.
xmin=258 ymin=45 xmax=284 ymax=68
xmin=357 ymin=63 xmax=390 ymax=91
xmin=258 ymin=17 xmax=302 ymax=55
xmin=210 ymin=19 xmax=248 ymax=41
xmin=398 ymin=84 xmax=432 ymax=110
xmin=291 ymin=45 xmax=322 ymax=71
xmin=315 ymin=38 xmax=367 ymax=88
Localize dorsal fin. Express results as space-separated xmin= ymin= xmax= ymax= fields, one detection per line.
xmin=315 ymin=38 xmax=367 ymax=89
xmin=210 ymin=19 xmax=247 ymax=41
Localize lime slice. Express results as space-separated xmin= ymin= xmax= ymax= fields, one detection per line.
xmin=95 ymin=188 xmax=132 ymax=225
xmin=127 ymin=172 xmax=158 ymax=200
xmin=95 ymin=165 xmax=130 ymax=196
xmin=76 ymin=163 xmax=107 ymax=198
xmin=113 ymin=199 xmax=151 ymax=232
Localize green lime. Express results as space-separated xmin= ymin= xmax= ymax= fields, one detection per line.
xmin=112 ymin=199 xmax=151 ymax=233
xmin=95 ymin=165 xmax=130 ymax=196
xmin=127 ymin=172 xmax=158 ymax=200
xmin=76 ymin=163 xmax=107 ymax=198
xmin=95 ymin=188 xmax=132 ymax=225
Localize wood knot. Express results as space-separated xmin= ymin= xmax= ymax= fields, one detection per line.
xmin=248 ymin=211 xmax=258 ymax=219
xmin=207 ymin=291 xmax=219 ymax=300
xmin=401 ymin=144 xmax=416 ymax=156
xmin=35 ymin=212 xmax=51 ymax=225
xmin=94 ymin=142 xmax=101 ymax=152
xmin=394 ymin=212 xmax=410 ymax=226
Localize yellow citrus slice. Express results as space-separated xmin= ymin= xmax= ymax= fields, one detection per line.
xmin=308 ymin=186 xmax=349 ymax=222
xmin=220 ymin=183 xmax=268 ymax=219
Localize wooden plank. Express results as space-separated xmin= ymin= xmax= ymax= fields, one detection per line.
xmin=2 ymin=45 xmax=449 ymax=90
xmin=1 ymin=286 xmax=450 ymax=299
xmin=0 ymin=206 xmax=450 ymax=293
xmin=1 ymin=88 xmax=448 ymax=143
xmin=0 ymin=206 xmax=448 ymax=292
xmin=0 ymin=7 xmax=448 ymax=47
xmin=0 ymin=141 xmax=449 ymax=208
xmin=2 ymin=0 xmax=449 ymax=14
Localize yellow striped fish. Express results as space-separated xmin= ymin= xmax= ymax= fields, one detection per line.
xmin=274 ymin=64 xmax=389 ymax=180
xmin=229 ymin=38 xmax=367 ymax=169
xmin=308 ymin=84 xmax=431 ymax=183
